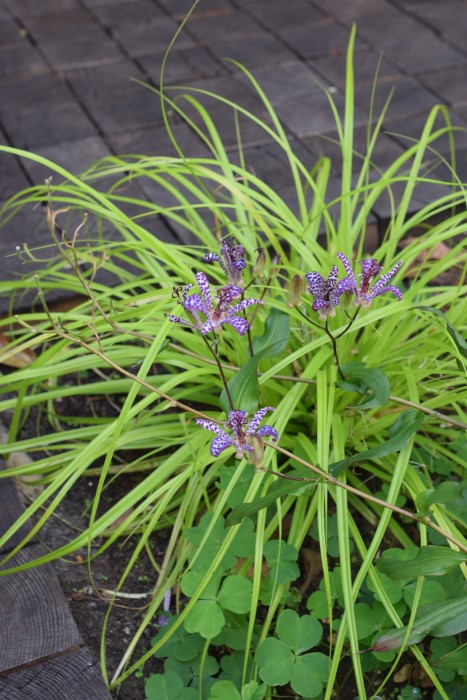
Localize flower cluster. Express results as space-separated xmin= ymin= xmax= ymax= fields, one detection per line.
xmin=204 ymin=236 xmax=246 ymax=285
xmin=196 ymin=407 xmax=278 ymax=458
xmin=305 ymin=253 xmax=402 ymax=318
xmin=169 ymin=271 xmax=262 ymax=336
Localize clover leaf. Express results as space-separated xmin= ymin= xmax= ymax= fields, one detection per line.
xmin=145 ymin=670 xmax=198 ymax=700
xmin=256 ymin=610 xmax=328 ymax=697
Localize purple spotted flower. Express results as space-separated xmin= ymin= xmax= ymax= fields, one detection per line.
xmin=168 ymin=271 xmax=262 ymax=336
xmin=336 ymin=253 xmax=403 ymax=307
xmin=196 ymin=407 xmax=278 ymax=458
xmin=305 ymin=265 xmax=343 ymax=319
xmin=205 ymin=236 xmax=247 ymax=284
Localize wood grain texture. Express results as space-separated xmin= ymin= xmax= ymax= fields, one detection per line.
xmin=0 ymin=647 xmax=112 ymax=699
xmin=0 ymin=543 xmax=83 ymax=672
xmin=0 ymin=461 xmax=35 ymax=554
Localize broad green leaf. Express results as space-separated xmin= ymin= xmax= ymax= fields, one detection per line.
xmin=252 ymin=305 xmax=290 ymax=357
xmin=307 ymin=590 xmax=332 ymax=618
xmin=378 ymin=546 xmax=467 ymax=579
xmin=256 ymin=638 xmax=294 ymax=685
xmin=226 ymin=478 xmax=313 ymax=526
xmin=329 ymin=409 xmax=424 ymax=476
xmin=219 ymin=339 xmax=288 ymax=414
xmin=241 ymin=680 xmax=267 ymax=700
xmin=217 ymin=575 xmax=253 ymax=614
xmin=208 ymin=680 xmax=241 ymax=700
xmin=145 ymin=671 xmax=198 ymax=700
xmin=184 ymin=600 xmax=225 ymax=638
xmin=338 ymin=362 xmax=390 ymax=409
xmin=418 ymin=306 xmax=467 ymax=359
xmin=152 ymin=617 xmax=204 ymax=662
xmin=432 ymin=645 xmax=467 ymax=675
xmin=354 ymin=603 xmax=379 ymax=640
xmin=370 ymin=595 xmax=467 ymax=651
xmin=181 ymin=569 xmax=222 ymax=598
xmin=416 ymin=480 xmax=467 ymax=514
xmin=263 ymin=540 xmax=300 ymax=585
xmin=276 ymin=609 xmax=323 ymax=654
xmin=290 ymin=653 xmax=329 ymax=698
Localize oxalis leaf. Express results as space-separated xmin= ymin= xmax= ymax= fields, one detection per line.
xmin=417 ymin=306 xmax=467 ymax=359
xmin=338 ymin=362 xmax=390 ymax=409
xmin=378 ymin=546 xmax=467 ymax=579
xmin=370 ymin=595 xmax=467 ymax=652
xmin=219 ymin=338 xmax=288 ymax=414
xmin=145 ymin=670 xmax=198 ymax=700
xmin=329 ymin=409 xmax=424 ymax=477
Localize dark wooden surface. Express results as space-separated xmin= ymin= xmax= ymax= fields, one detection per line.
xmin=0 ymin=459 xmax=112 ymax=698
xmin=0 ymin=647 xmax=112 ymax=700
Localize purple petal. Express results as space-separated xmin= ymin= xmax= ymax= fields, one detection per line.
xmin=184 ymin=293 xmax=207 ymax=314
xmin=223 ymin=316 xmax=249 ymax=335
xmin=216 ymin=284 xmax=242 ymax=310
xmin=256 ymin=425 xmax=279 ymax=442
xmin=327 ymin=265 xmax=338 ymax=287
xmin=305 ymin=272 xmax=325 ymax=296
xmin=227 ymin=410 xmax=248 ymax=438
xmin=370 ymin=285 xmax=403 ymax=301
xmin=376 ymin=260 xmax=402 ymax=286
xmin=246 ymin=406 xmax=275 ymax=434
xmin=360 ymin=258 xmax=382 ymax=282
xmin=210 ymin=434 xmax=233 ymax=457
xmin=336 ymin=277 xmax=356 ymax=295
xmin=311 ymin=298 xmax=330 ymax=311
xmin=201 ymin=320 xmax=217 ymax=335
xmin=228 ymin=298 xmax=263 ymax=315
xmin=168 ymin=315 xmax=196 ymax=328
xmin=337 ymin=253 xmax=356 ymax=286
xmin=196 ymin=271 xmax=212 ymax=310
xmin=204 ymin=253 xmax=222 ymax=264
xmin=196 ymin=419 xmax=228 ymax=437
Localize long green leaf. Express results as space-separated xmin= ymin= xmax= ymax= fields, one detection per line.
xmin=329 ymin=410 xmax=425 ymax=476
xmin=378 ymin=546 xmax=467 ymax=579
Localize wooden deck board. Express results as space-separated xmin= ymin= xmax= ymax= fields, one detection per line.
xmin=0 ymin=543 xmax=83 ymax=672
xmin=0 ymin=646 xmax=112 ymax=699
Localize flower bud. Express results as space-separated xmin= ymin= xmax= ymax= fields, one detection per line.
xmin=254 ymin=247 xmax=267 ymax=278
xmin=246 ymin=435 xmax=265 ymax=470
xmin=287 ymin=274 xmax=306 ymax=308
xmin=270 ymin=254 xmax=281 ymax=278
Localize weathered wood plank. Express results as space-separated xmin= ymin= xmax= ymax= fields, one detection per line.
xmin=0 ymin=646 xmax=112 ymax=699
xmin=0 ymin=460 xmax=35 ymax=555
xmin=0 ymin=543 xmax=83 ymax=672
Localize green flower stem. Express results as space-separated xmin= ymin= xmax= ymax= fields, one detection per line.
xmin=333 ymin=306 xmax=361 ymax=339
xmin=263 ymin=441 xmax=467 ymax=554
xmin=168 ymin=343 xmax=467 ymax=429
xmin=201 ymin=335 xmax=235 ymax=410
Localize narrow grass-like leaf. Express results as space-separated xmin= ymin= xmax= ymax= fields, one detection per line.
xmin=378 ymin=546 xmax=467 ymax=579
xmin=329 ymin=410 xmax=425 ymax=476
xmin=370 ymin=596 xmax=467 ymax=651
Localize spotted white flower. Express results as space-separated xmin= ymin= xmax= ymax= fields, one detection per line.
xmin=336 ymin=253 xmax=403 ymax=307
xmin=196 ymin=407 xmax=278 ymax=458
xmin=169 ymin=271 xmax=262 ymax=336
xmin=204 ymin=236 xmax=246 ymax=284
